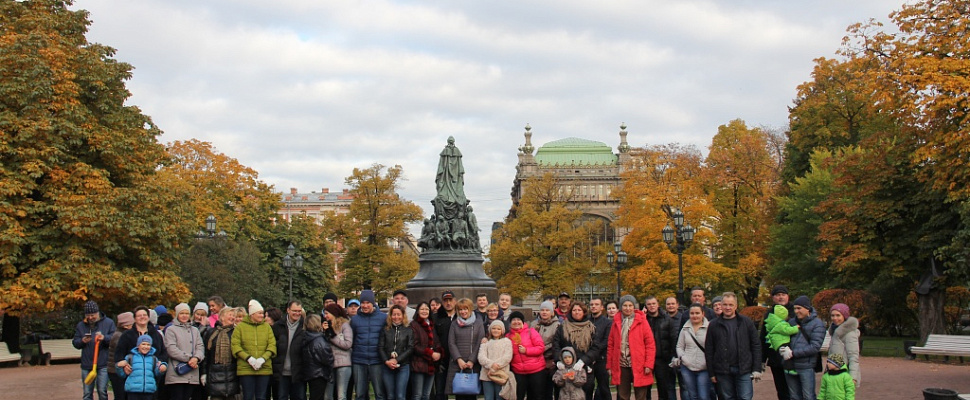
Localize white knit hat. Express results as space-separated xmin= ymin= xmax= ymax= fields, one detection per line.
xmin=248 ymin=299 xmax=264 ymax=315
xmin=174 ymin=302 xmax=191 ymax=316
xmin=194 ymin=302 xmax=209 ymax=314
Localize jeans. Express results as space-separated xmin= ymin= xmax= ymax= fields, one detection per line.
xmin=81 ymin=367 xmax=109 ymax=400
xmin=279 ymin=377 xmax=309 ymax=400
xmin=327 ymin=366 xmax=353 ymax=400
xmin=383 ymin=365 xmax=410 ymax=400
xmin=679 ymin=368 xmax=710 ymax=400
xmin=241 ymin=375 xmax=272 ymax=400
xmin=354 ymin=363 xmax=386 ymax=400
xmin=411 ymin=372 xmax=435 ymax=400
xmin=714 ymin=367 xmax=752 ymax=400
xmin=483 ymin=380 xmax=502 ymax=400
xmin=784 ymin=369 xmax=816 ymax=400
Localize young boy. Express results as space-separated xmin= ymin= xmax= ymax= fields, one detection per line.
xmin=819 ymin=353 xmax=855 ymax=400
xmin=764 ymin=304 xmax=799 ymax=369
xmin=118 ymin=334 xmax=167 ymax=400
xmin=552 ymin=347 xmax=587 ymax=400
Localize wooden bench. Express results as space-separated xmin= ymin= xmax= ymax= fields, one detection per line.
xmin=909 ymin=334 xmax=970 ymax=362
xmin=0 ymin=345 xmax=28 ymax=366
xmin=39 ymin=339 xmax=80 ymax=365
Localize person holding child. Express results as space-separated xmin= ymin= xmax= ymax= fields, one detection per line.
xmin=118 ymin=334 xmax=168 ymax=400
xmin=764 ymin=304 xmax=799 ymax=371
xmin=552 ymin=347 xmax=587 ymax=400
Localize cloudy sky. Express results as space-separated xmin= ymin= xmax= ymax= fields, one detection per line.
xmin=76 ymin=0 xmax=900 ymax=245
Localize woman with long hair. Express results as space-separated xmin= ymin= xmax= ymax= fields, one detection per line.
xmin=380 ymin=305 xmax=414 ymax=400
xmin=410 ymin=302 xmax=442 ymax=400
xmin=324 ymin=303 xmax=354 ymax=400
xmin=674 ymin=303 xmax=709 ymax=400
xmin=446 ymin=298 xmax=486 ymax=400
xmin=551 ymin=301 xmax=600 ymax=398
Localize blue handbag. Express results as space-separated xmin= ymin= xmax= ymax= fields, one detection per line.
xmin=452 ymin=368 xmax=480 ymax=395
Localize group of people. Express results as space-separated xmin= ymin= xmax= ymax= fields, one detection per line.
xmin=72 ymin=285 xmax=860 ymax=400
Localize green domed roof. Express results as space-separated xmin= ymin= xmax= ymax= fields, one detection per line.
xmin=535 ymin=137 xmax=618 ymax=166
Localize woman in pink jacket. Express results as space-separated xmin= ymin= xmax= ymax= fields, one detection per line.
xmin=506 ymin=311 xmax=546 ymax=400
xmin=606 ymin=295 xmax=656 ymax=400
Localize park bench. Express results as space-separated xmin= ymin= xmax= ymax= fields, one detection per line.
xmin=39 ymin=339 xmax=80 ymax=365
xmin=909 ymin=334 xmax=970 ymax=362
xmin=0 ymin=344 xmax=28 ymax=366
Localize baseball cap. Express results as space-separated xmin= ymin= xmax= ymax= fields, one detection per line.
xmin=442 ymin=290 xmax=455 ymax=299
xmin=347 ymin=299 xmax=360 ymax=307
xmin=558 ymin=292 xmax=570 ymax=299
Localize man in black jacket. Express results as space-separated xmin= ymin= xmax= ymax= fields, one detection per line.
xmin=760 ymin=285 xmax=793 ymax=400
xmin=704 ymin=292 xmax=762 ymax=400
xmin=645 ymin=296 xmax=679 ymax=400
xmin=434 ymin=291 xmax=457 ymax=400
xmin=273 ymin=300 xmax=307 ymax=400
xmin=589 ymin=297 xmax=612 ymax=400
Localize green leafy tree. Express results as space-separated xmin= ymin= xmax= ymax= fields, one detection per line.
xmin=329 ymin=164 xmax=422 ymax=298
xmin=488 ymin=174 xmax=607 ymax=300
xmin=0 ymin=0 xmax=191 ymax=315
xmin=179 ymin=238 xmax=284 ymax=309
xmin=266 ymin=214 xmax=335 ymax=313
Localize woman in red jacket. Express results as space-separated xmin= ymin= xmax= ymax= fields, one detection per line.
xmin=507 ymin=311 xmax=546 ymax=400
xmin=606 ymin=295 xmax=656 ymax=400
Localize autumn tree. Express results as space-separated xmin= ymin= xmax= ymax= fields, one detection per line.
xmin=488 ymin=173 xmax=608 ymax=300
xmin=328 ymin=164 xmax=422 ymax=298
xmin=614 ymin=144 xmax=738 ymax=303
xmin=0 ymin=0 xmax=191 ymax=316
xmin=704 ymin=120 xmax=784 ymax=306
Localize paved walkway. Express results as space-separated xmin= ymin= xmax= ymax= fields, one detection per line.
xmin=0 ymin=357 xmax=967 ymax=399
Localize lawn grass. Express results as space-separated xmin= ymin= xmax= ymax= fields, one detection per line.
xmin=860 ymin=336 xmax=916 ymax=357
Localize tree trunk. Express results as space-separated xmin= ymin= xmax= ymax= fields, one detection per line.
xmin=917 ymin=286 xmax=946 ymax=343
xmin=1 ymin=314 xmax=20 ymax=353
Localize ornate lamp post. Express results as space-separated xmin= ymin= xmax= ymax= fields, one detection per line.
xmin=283 ymin=244 xmax=303 ymax=302
xmin=662 ymin=208 xmax=695 ymax=308
xmin=606 ymin=241 xmax=627 ymax=301
xmin=196 ymin=214 xmax=227 ymax=239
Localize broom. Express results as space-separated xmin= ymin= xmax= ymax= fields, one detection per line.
xmin=84 ymin=335 xmax=102 ymax=385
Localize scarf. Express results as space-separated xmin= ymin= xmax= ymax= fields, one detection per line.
xmin=415 ymin=316 xmax=437 ymax=374
xmin=561 ymin=319 xmax=593 ymax=352
xmin=621 ymin=314 xmax=634 ymax=367
xmin=209 ymin=325 xmax=233 ymax=365
xmin=457 ymin=311 xmax=477 ymax=327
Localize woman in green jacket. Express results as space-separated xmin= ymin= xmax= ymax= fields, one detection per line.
xmin=231 ymin=300 xmax=277 ymax=400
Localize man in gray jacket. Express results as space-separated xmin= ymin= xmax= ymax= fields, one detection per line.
xmin=779 ymin=296 xmax=825 ymax=400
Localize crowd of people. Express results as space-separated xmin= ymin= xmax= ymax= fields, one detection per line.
xmin=72 ymin=285 xmax=861 ymax=400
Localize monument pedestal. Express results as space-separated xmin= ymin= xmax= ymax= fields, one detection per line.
xmin=406 ymin=253 xmax=497 ymax=304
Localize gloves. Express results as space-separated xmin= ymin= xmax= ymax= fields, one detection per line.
xmin=669 ymin=357 xmax=681 ymax=368
xmin=752 ymin=372 xmax=762 ymax=382
xmin=254 ymin=358 xmax=266 ymax=370
xmin=200 ymin=374 xmax=207 ymax=386
xmin=779 ymin=347 xmax=793 ymax=360
xmin=556 ymin=361 xmax=565 ymax=370
xmin=247 ymin=357 xmax=258 ymax=369
xmin=573 ymin=360 xmax=585 ymax=371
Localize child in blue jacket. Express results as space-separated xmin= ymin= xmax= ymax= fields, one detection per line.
xmin=117 ymin=334 xmax=168 ymax=400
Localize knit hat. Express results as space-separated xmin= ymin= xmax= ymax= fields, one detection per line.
xmin=712 ymin=296 xmax=723 ymax=305
xmin=84 ymin=300 xmax=100 ymax=315
xmin=489 ymin=319 xmax=507 ymax=334
xmin=619 ymin=295 xmax=638 ymax=310
xmin=773 ymin=304 xmax=789 ymax=320
xmin=770 ymin=285 xmax=789 ymax=296
xmin=154 ymin=305 xmax=168 ymax=315
xmin=174 ymin=302 xmax=191 ymax=316
xmin=360 ymin=289 xmax=376 ymax=304
xmin=830 ymin=303 xmax=851 ymax=318
xmin=117 ymin=312 xmax=134 ymax=327
xmin=826 ymin=352 xmax=845 ymax=369
xmin=194 ymin=302 xmax=208 ymax=314
xmin=539 ymin=301 xmax=555 ymax=311
xmin=509 ymin=311 xmax=526 ymax=322
xmin=793 ymin=295 xmax=811 ymax=309
xmin=248 ymin=299 xmax=264 ymax=315
xmin=323 ymin=292 xmax=338 ymax=303
xmin=137 ymin=334 xmax=153 ymax=346
xmin=149 ymin=309 xmax=158 ymax=325
xmin=347 ymin=299 xmax=361 ymax=307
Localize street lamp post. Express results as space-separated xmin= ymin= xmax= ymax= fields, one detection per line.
xmin=196 ymin=214 xmax=227 ymax=239
xmin=662 ymin=208 xmax=695 ymax=308
xmin=284 ymin=244 xmax=303 ymax=302
xmin=606 ymin=241 xmax=627 ymax=301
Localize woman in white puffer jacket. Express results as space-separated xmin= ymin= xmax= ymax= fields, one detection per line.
xmin=826 ymin=303 xmax=861 ymax=387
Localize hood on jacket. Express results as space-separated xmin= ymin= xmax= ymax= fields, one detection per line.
xmin=833 ymin=316 xmax=859 ymax=337
xmin=772 ymin=305 xmax=789 ymax=320
xmin=560 ymin=346 xmax=577 ymax=367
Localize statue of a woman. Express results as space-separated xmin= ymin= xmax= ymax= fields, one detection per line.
xmin=434 ymin=137 xmax=466 ymax=220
